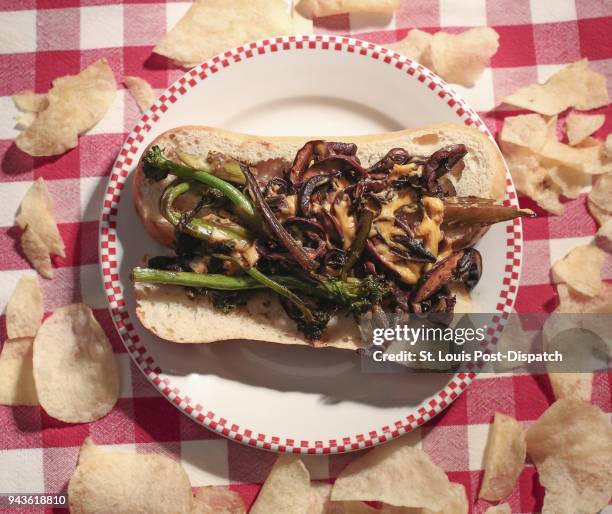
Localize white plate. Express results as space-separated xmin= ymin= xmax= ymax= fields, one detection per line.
xmin=100 ymin=35 xmax=523 ymax=454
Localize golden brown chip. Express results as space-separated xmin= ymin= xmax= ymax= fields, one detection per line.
xmin=551 ymin=245 xmax=605 ymax=297
xmin=16 ymin=59 xmax=116 ymax=157
xmin=0 ymin=337 xmax=39 ymax=406
xmin=297 ymin=0 xmax=400 ymax=17
xmin=575 ymin=68 xmax=610 ymax=111
xmin=484 ymin=504 xmax=511 ymax=514
xmin=154 ymin=0 xmax=313 ymax=68
xmin=526 ymin=399 xmax=612 ymax=514
xmin=192 ymin=487 xmax=246 ymax=514
xmin=557 ymin=282 xmax=612 ymax=314
xmin=430 ymin=28 xmax=499 ymax=87
xmin=566 ymin=113 xmax=605 ymax=146
xmin=16 ymin=178 xmax=65 ymax=258
xmin=21 ymin=226 xmax=54 ymax=279
xmin=331 ymin=439 xmax=462 ymax=511
xmin=124 ymin=76 xmax=155 ymax=113
xmin=250 ymin=455 xmax=311 ymax=514
xmin=33 ymin=303 xmax=120 ymax=423
xmin=388 ymin=29 xmax=433 ymax=69
xmin=502 ymin=60 xmax=598 ymax=116
xmin=6 ymin=275 xmax=43 ymax=339
xmin=500 ymin=113 xmax=549 ymax=152
xmin=68 ymin=438 xmax=193 ymax=514
xmin=479 ymin=412 xmax=526 ymax=501
xmin=12 ymin=90 xmax=48 ymax=113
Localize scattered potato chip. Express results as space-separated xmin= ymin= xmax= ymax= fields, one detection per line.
xmin=331 ymin=440 xmax=461 ymax=511
xmin=15 ymin=111 xmax=37 ymax=130
xmin=500 ymin=113 xmax=549 ymax=152
xmin=33 ymin=303 xmax=120 ymax=423
xmin=548 ymin=373 xmax=592 ymax=402
xmin=604 ymin=134 xmax=612 ymax=159
xmin=192 ymin=486 xmax=246 ymax=514
xmin=297 ymin=0 xmax=400 ymax=17
xmin=479 ymin=412 xmax=526 ymax=501
xmin=588 ymin=198 xmax=612 ymax=226
xmin=526 ymin=399 xmax=612 ymax=514
xmin=484 ymin=504 xmax=511 ymax=514
xmin=547 ymin=166 xmax=589 ymax=199
xmin=16 ymin=177 xmax=65 ymax=258
xmin=124 ymin=76 xmax=155 ymax=113
xmin=6 ymin=275 xmax=43 ymax=339
xmin=589 ymin=172 xmax=612 ymax=215
xmin=12 ymin=90 xmax=48 ymax=113
xmin=68 ymin=438 xmax=193 ymax=514
xmin=0 ymin=337 xmax=39 ymax=406
xmin=566 ymin=113 xmax=605 ymax=146
xmin=595 ymin=218 xmax=612 ymax=253
xmin=557 ymin=282 xmax=612 ymax=314
xmin=551 ymin=245 xmax=605 ymax=297
xmin=21 ymin=225 xmax=54 ymax=279
xmin=154 ymin=0 xmax=312 ymax=68
xmin=430 ymin=28 xmax=499 ymax=87
xmin=575 ymin=68 xmax=610 ymax=111
xmin=501 ymin=60 xmax=607 ymax=116
xmin=16 ymin=59 xmax=116 ymax=157
xmin=388 ymin=29 xmax=433 ymax=69
xmin=539 ymin=137 xmax=610 ymax=175
xmin=250 ymin=455 xmax=311 ymax=514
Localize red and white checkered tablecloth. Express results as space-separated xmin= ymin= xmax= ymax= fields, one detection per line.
xmin=0 ymin=1 xmax=610 ymax=513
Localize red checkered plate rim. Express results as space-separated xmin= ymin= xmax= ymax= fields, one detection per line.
xmin=99 ymin=35 xmax=523 ymax=454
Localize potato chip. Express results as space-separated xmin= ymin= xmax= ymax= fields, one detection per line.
xmin=6 ymin=275 xmax=43 ymax=339
xmin=484 ymin=504 xmax=511 ymax=514
xmin=16 ymin=59 xmax=116 ymax=157
xmin=430 ymin=28 xmax=499 ymax=87
xmin=566 ymin=113 xmax=605 ymax=146
xmin=297 ymin=0 xmax=400 ymax=17
xmin=500 ymin=113 xmax=549 ymax=152
xmin=539 ymin=137 xmax=610 ymax=175
xmin=502 ymin=60 xmax=592 ymax=116
xmin=548 ymin=166 xmax=589 ymax=199
xmin=192 ymin=486 xmax=246 ymax=514
xmin=557 ymin=282 xmax=612 ymax=314
xmin=575 ymin=68 xmax=610 ymax=111
xmin=526 ymin=399 xmax=612 ymax=514
xmin=479 ymin=412 xmax=526 ymax=501
xmin=548 ymin=373 xmax=592 ymax=402
xmin=33 ymin=303 xmax=120 ymax=423
xmin=250 ymin=455 xmax=311 ymax=514
xmin=604 ymin=134 xmax=612 ymax=159
xmin=124 ymin=76 xmax=155 ymax=113
xmin=12 ymin=90 xmax=48 ymax=113
xmin=588 ymin=198 xmax=612 ymax=226
xmin=551 ymin=245 xmax=604 ymax=297
xmin=16 ymin=177 xmax=65 ymax=258
xmin=331 ymin=439 xmax=460 ymax=511
xmin=309 ymin=482 xmax=345 ymax=514
xmin=388 ymin=29 xmax=433 ymax=69
xmin=589 ymin=172 xmax=612 ymax=214
xmin=0 ymin=337 xmax=38 ymax=406
xmin=595 ymin=218 xmax=612 ymax=253
xmin=68 ymin=438 xmax=193 ymax=514
xmin=21 ymin=225 xmax=54 ymax=279
xmin=15 ymin=111 xmax=37 ymax=130
xmin=155 ymin=0 xmax=313 ymax=68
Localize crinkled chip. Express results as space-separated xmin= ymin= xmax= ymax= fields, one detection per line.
xmin=154 ymin=0 xmax=312 ymax=68
xmin=296 ymin=0 xmax=400 ymax=17
xmin=331 ymin=439 xmax=462 ymax=511
xmin=551 ymin=245 xmax=604 ymax=297
xmin=500 ymin=113 xmax=549 ymax=152
xmin=526 ymin=399 xmax=612 ymax=514
xmin=13 ymin=90 xmax=48 ymax=113
xmin=33 ymin=303 xmax=120 ymax=423
xmin=485 ymin=504 xmax=511 ymax=514
xmin=479 ymin=412 xmax=526 ymax=501
xmin=6 ymin=275 xmax=43 ymax=339
xmin=566 ymin=113 xmax=605 ymax=146
xmin=16 ymin=177 xmax=65 ymax=258
xmin=192 ymin=486 xmax=246 ymax=514
xmin=430 ymin=28 xmax=499 ymax=87
xmin=21 ymin=225 xmax=54 ymax=279
xmin=124 ymin=76 xmax=155 ymax=113
xmin=16 ymin=59 xmax=116 ymax=157
xmin=557 ymin=282 xmax=612 ymax=314
xmin=595 ymin=218 xmax=612 ymax=253
xmin=0 ymin=337 xmax=39 ymax=406
xmin=388 ymin=29 xmax=433 ymax=69
xmin=250 ymin=455 xmax=311 ymax=514
xmin=502 ymin=59 xmax=607 ymax=115
xmin=68 ymin=438 xmax=193 ymax=514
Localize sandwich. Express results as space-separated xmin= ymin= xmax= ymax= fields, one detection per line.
xmin=131 ymin=124 xmax=533 ymax=349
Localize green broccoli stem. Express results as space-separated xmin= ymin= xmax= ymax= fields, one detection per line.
xmin=144 ymin=146 xmax=261 ymax=233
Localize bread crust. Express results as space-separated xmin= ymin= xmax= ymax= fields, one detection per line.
xmin=132 ymin=124 xmax=507 ymax=347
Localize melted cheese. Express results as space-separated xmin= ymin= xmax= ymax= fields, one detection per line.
xmin=334 ymin=197 xmax=356 ymax=250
